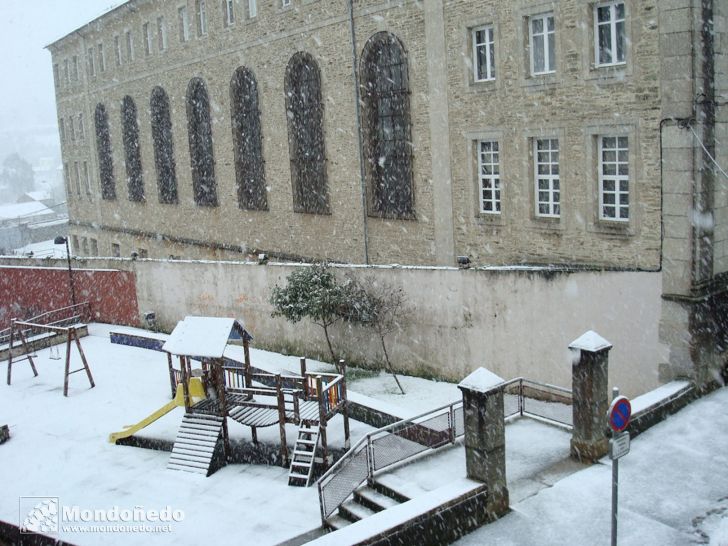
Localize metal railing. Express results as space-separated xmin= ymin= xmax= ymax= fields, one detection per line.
xmin=502 ymin=377 xmax=573 ymax=427
xmin=317 ymin=376 xmax=572 ymax=524
xmin=317 ymin=400 xmax=464 ymax=523
xmin=0 ymin=302 xmax=90 ymax=347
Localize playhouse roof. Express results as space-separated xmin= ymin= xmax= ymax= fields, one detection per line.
xmin=162 ymin=316 xmax=252 ymax=358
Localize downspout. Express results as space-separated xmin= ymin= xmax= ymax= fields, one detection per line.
xmin=348 ymin=0 xmax=370 ymax=265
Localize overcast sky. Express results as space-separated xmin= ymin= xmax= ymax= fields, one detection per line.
xmin=0 ymin=1 xmax=123 ymax=131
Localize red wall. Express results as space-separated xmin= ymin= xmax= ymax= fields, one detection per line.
xmin=0 ymin=266 xmax=140 ymax=329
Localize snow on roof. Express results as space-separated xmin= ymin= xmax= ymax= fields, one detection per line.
xmin=568 ymin=330 xmax=613 ymax=353
xmin=23 ymin=191 xmax=52 ymax=201
xmin=458 ymin=367 xmax=504 ymax=393
xmin=0 ymin=201 xmax=53 ymax=221
xmin=162 ymin=316 xmax=248 ymax=358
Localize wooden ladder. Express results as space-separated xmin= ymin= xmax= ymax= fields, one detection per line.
xmin=288 ymin=424 xmax=320 ymax=487
xmin=167 ymin=413 xmax=224 ymax=476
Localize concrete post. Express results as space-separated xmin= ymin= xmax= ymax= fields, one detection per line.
xmin=458 ymin=368 xmax=509 ymax=520
xmin=569 ymin=331 xmax=612 ymax=462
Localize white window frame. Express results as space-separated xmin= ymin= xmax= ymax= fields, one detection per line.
xmin=114 ymin=35 xmax=122 ymax=66
xmin=534 ymin=138 xmax=560 ymax=218
xmin=478 ymin=140 xmax=501 ymax=214
xmin=248 ymin=0 xmax=257 ymax=19
xmin=157 ymin=17 xmax=168 ymax=51
xmin=529 ymin=12 xmax=556 ymax=76
xmin=98 ymin=43 xmax=106 ymax=72
xmin=472 ymin=25 xmax=495 ymax=82
xmin=598 ymin=135 xmax=629 ymax=221
xmin=87 ymin=47 xmax=95 ymax=77
xmin=143 ymin=22 xmax=153 ymax=56
xmin=594 ymin=1 xmax=626 ymax=67
xmin=225 ymin=0 xmax=235 ymax=25
xmin=197 ymin=0 xmax=208 ymax=36
xmin=179 ymin=6 xmax=190 ymax=42
xmin=125 ymin=30 xmax=134 ymax=61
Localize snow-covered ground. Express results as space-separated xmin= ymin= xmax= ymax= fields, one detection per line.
xmin=2 ymin=323 xmax=726 ymax=545
xmin=456 ymin=386 xmax=728 ymax=546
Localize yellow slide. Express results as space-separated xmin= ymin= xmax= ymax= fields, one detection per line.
xmin=109 ymin=378 xmax=207 ymax=444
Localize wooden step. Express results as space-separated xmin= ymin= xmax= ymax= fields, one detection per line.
xmin=167 ymin=413 xmax=223 ymax=477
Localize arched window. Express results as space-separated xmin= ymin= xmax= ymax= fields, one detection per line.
xmin=230 ymin=67 xmax=267 ymax=210
xmin=94 ymin=103 xmax=116 ymax=200
xmin=361 ymin=32 xmax=414 ymax=218
xmin=121 ymin=96 xmax=144 ymax=201
xmin=186 ymin=78 xmax=217 ymax=206
xmin=150 ymin=87 xmax=178 ymax=204
xmin=285 ymin=52 xmax=328 ymax=214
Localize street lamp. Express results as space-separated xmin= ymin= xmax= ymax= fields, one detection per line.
xmin=54 ymin=235 xmax=77 ymax=307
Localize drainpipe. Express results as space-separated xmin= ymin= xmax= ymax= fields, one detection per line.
xmin=348 ymin=0 xmax=370 ymax=265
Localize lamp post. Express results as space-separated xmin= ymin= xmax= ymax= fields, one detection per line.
xmin=54 ymin=236 xmax=77 ymax=307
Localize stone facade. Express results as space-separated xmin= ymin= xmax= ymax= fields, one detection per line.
xmin=47 ymin=0 xmax=721 ymax=272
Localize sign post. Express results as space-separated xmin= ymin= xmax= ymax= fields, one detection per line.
xmin=607 ymin=387 xmax=631 ymax=546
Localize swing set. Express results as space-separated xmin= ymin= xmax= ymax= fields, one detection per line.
xmin=6 ymin=318 xmax=95 ymax=397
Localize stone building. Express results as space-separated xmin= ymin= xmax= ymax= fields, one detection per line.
xmin=48 ymin=1 xmax=727 ymax=385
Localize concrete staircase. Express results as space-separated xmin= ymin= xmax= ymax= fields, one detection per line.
xmin=326 ymin=480 xmax=408 ymax=531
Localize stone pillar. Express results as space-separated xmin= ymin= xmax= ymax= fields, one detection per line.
xmin=458 ymin=368 xmax=509 ymax=520
xmin=569 ymin=331 xmax=611 ymax=462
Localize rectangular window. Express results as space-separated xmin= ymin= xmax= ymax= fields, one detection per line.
xmin=63 ymin=59 xmax=70 ymax=84
xmin=473 ymin=25 xmax=495 ymax=82
xmin=81 ymin=237 xmax=89 ymax=256
xmin=98 ymin=43 xmax=106 ymax=72
xmin=143 ymin=22 xmax=152 ymax=56
xmin=114 ymin=35 xmax=122 ymax=65
xmin=74 ymin=161 xmax=82 ymax=196
xmin=595 ymin=2 xmax=626 ymax=66
xmin=157 ymin=17 xmax=168 ymax=51
xmin=69 ymin=117 xmax=76 ymax=142
xmin=83 ymin=161 xmax=91 ymax=194
xmin=225 ymin=0 xmax=235 ymax=25
xmin=529 ymin=13 xmax=556 ymax=75
xmin=72 ymin=56 xmax=79 ymax=81
xmin=78 ymin=114 xmax=85 ymax=140
xmin=59 ymin=119 xmax=65 ymax=143
xmin=87 ymin=47 xmax=95 ymax=77
xmin=125 ymin=30 xmax=134 ymax=61
xmin=111 ymin=243 xmax=121 ymax=257
xmin=90 ymin=239 xmax=99 ymax=256
xmin=196 ymin=0 xmax=208 ymax=36
xmin=248 ymin=0 xmax=257 ymax=18
xmin=478 ymin=141 xmax=501 ymax=214
xmin=534 ymin=138 xmax=560 ymax=217
xmin=53 ymin=64 xmax=60 ymax=88
xmin=64 ymin=163 xmax=70 ymax=195
xmin=599 ymin=136 xmax=629 ymax=221
xmin=179 ymin=7 xmax=190 ymax=42
xmin=71 ymin=235 xmax=79 ymax=253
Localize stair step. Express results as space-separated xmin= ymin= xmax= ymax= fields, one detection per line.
xmin=340 ymin=500 xmax=377 ymax=522
xmin=291 ymin=461 xmax=312 ymax=469
xmin=289 ymin=471 xmax=309 ymax=479
xmin=168 ymin=457 xmax=210 ymax=470
xmin=297 ymin=438 xmax=316 ymax=445
xmin=355 ymin=487 xmax=401 ymax=511
xmin=172 ymin=445 xmax=215 ymax=457
xmin=175 ymin=433 xmax=219 ymax=445
xmin=167 ymin=462 xmax=208 ymax=474
xmin=293 ymin=451 xmax=313 ymax=459
xmin=170 ymin=450 xmax=213 ymax=463
xmin=326 ymin=514 xmax=353 ymax=531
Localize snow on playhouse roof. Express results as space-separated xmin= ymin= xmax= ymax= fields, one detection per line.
xmin=458 ymin=367 xmax=505 ymax=394
xmin=162 ymin=316 xmax=251 ymax=358
xmin=568 ymin=330 xmax=612 ymax=353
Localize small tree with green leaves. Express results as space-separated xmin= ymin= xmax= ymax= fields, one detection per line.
xmin=340 ymin=276 xmax=408 ymax=394
xmin=270 ymin=263 xmax=345 ymax=367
